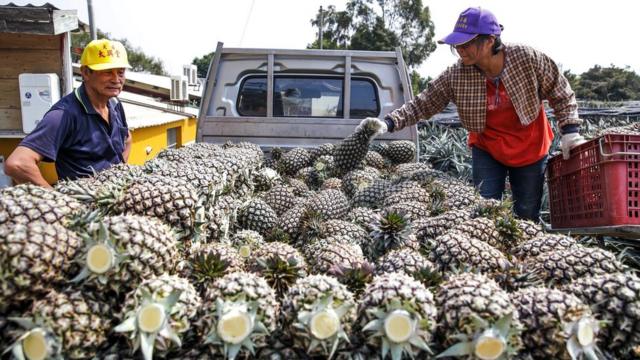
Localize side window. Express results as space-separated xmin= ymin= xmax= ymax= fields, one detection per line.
xmin=237 ymin=77 xmax=267 ymax=116
xmin=274 ymin=78 xmax=342 ymax=117
xmin=350 ymin=79 xmax=379 ymax=118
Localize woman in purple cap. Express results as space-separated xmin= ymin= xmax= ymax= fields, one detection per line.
xmin=359 ymin=6 xmax=585 ymax=221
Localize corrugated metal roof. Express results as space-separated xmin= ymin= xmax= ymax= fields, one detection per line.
xmin=72 ymin=79 xmax=198 ymax=130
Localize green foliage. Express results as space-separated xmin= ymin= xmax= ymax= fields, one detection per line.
xmin=71 ymin=29 xmax=166 ymax=75
xmin=564 ymin=65 xmax=640 ymax=101
xmin=418 ymin=122 xmax=471 ymax=181
xmin=192 ymin=52 xmax=215 ymax=78
xmin=410 ymin=70 xmax=429 ymax=96
xmin=308 ymin=0 xmax=437 ymax=68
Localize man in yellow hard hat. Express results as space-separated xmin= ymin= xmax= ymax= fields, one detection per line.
xmin=6 ymin=39 xmax=133 ymax=186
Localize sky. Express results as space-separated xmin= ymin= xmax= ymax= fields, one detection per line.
xmin=8 ymin=0 xmax=640 ymax=79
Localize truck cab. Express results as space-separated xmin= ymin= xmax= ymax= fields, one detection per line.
xmin=197 ymin=42 xmax=418 ymax=154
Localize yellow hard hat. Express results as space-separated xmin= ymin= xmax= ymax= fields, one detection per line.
xmin=80 ymin=39 xmax=131 ymax=71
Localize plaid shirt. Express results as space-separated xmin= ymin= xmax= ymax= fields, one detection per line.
xmin=387 ymin=44 xmax=582 ymax=133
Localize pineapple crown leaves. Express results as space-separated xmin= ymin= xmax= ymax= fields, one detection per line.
xmin=294 ymin=295 xmax=354 ymax=359
xmin=436 ymin=312 xmax=519 ymax=360
xmin=114 ymin=289 xmax=183 ymax=360
xmin=3 ymin=318 xmax=63 ymax=360
xmin=368 ymin=210 xmax=414 ymax=258
xmin=205 ymin=296 xmax=269 ymax=360
xmin=361 ymin=299 xmax=432 ymax=360
xmin=265 ymin=228 xmax=291 ymax=244
xmin=190 ymin=252 xmax=234 ymax=285
xmin=327 ymin=260 xmax=375 ymax=296
xmin=411 ymin=266 xmax=444 ymax=289
xmin=254 ymin=255 xmax=306 ymax=298
xmin=70 ymin=222 xmax=130 ymax=286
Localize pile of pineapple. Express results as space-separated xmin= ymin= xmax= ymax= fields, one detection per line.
xmin=1 ymin=118 xmax=639 ymax=360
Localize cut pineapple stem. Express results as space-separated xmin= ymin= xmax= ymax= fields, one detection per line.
xmin=238 ymin=245 xmax=251 ymax=258
xmin=217 ymin=309 xmax=253 ymax=344
xmin=309 ymin=309 xmax=340 ymax=340
xmin=384 ymin=309 xmax=414 ymax=343
xmin=22 ymin=329 xmax=48 ymax=360
xmin=474 ymin=331 xmax=506 ymax=360
xmin=86 ymin=244 xmax=114 ymax=274
xmin=576 ymin=318 xmax=595 ymax=346
xmin=137 ymin=303 xmax=166 ymax=333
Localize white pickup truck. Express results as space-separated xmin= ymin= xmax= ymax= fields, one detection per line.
xmin=196 ymin=42 xmax=419 ymax=155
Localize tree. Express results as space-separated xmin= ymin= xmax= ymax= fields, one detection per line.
xmin=192 ymin=52 xmax=215 ymax=78
xmin=567 ymin=65 xmax=640 ymax=101
xmin=71 ymin=29 xmax=166 ymax=75
xmin=308 ymin=0 xmax=436 ymax=68
xmin=410 ymin=69 xmax=429 ymax=95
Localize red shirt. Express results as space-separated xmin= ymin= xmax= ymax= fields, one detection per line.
xmin=468 ymin=78 xmax=554 ymax=167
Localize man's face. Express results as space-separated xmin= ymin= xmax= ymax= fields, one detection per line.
xmin=83 ymin=67 xmax=126 ymax=98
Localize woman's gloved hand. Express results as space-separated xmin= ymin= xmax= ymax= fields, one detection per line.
xmin=560 ymin=133 xmax=587 ymax=159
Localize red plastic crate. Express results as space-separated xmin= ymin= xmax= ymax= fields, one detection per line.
xmin=547 ymin=134 xmax=640 ymax=229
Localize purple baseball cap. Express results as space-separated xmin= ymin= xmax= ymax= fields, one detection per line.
xmin=438 ymin=7 xmax=502 ymax=45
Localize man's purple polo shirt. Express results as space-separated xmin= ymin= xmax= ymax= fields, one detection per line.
xmin=19 ymin=84 xmax=129 ymax=180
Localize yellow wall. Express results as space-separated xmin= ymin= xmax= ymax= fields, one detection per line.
xmin=128 ymin=117 xmax=196 ymax=165
xmin=0 ymin=138 xmax=59 ymax=184
xmin=0 ymin=116 xmax=197 ymax=184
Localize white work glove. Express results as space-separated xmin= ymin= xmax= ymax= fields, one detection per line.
xmin=560 ymin=133 xmax=587 ymax=160
xmin=356 ymin=117 xmax=388 ymax=135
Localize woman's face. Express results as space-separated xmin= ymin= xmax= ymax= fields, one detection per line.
xmin=454 ymin=36 xmax=494 ymax=65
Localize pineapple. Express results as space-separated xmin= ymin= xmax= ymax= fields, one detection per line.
xmin=413 ymin=208 xmax=472 ymax=242
xmin=114 ymin=274 xmax=201 ymax=360
xmin=522 ymin=245 xmax=626 ymax=286
xmin=279 ymin=148 xmax=312 ymax=176
xmin=320 ymin=177 xmax=343 ymax=191
xmin=563 ymin=272 xmax=640 ymax=358
xmin=179 ymin=241 xmax=245 ymax=293
xmin=350 ymin=179 xmax=393 ymax=209
xmin=305 ymin=189 xmax=350 ymax=221
xmin=383 ymin=186 xmax=431 ymax=206
xmin=226 ymin=229 xmax=265 ymax=260
xmin=429 ymin=231 xmax=512 ymax=275
xmin=0 ymin=184 xmax=85 ymax=227
xmin=392 ymin=162 xmax=433 ymax=176
xmin=309 ymin=143 xmax=336 ymax=161
xmin=262 ymin=185 xmax=297 ymax=216
xmin=348 ymin=207 xmax=379 ymax=229
xmin=511 ymin=233 xmax=577 ymax=260
xmin=364 ymin=151 xmax=386 ymax=170
xmin=429 ymin=177 xmax=481 ymax=210
xmin=322 ymin=219 xmax=369 ymax=247
xmin=384 ymin=201 xmax=431 ymax=222
xmin=375 ymin=248 xmax=436 ymax=278
xmin=197 ymin=272 xmax=279 ymax=359
xmin=448 ymin=216 xmax=525 ymax=253
xmin=252 ymin=167 xmax=281 ymax=192
xmin=143 ymin=160 xmax=226 ymax=196
xmin=5 ymin=289 xmax=111 ymax=359
xmin=341 ymin=169 xmax=378 ymax=198
xmin=277 ymin=202 xmax=308 ymax=243
xmin=435 ymin=272 xmax=523 ymax=359
xmin=0 ymin=221 xmax=83 ymax=312
xmin=384 ymin=140 xmax=416 ymax=164
xmin=204 ymin=193 xmax=242 ymax=242
xmin=281 ymin=275 xmax=356 ymax=358
xmin=333 ymin=117 xmax=384 ymax=176
xmin=71 ymin=215 xmax=179 ymax=295
xmin=247 ymin=241 xmax=308 ymax=298
xmin=366 ymin=209 xmax=418 ymax=260
xmin=515 ymin=219 xmax=545 ymax=241
xmin=510 ymin=287 xmax=603 ymax=359
xmin=237 ymin=198 xmax=278 ymax=237
xmin=356 ymin=272 xmax=436 ymax=360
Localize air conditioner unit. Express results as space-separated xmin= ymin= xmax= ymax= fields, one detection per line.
xmin=170 ymin=75 xmax=189 ymax=101
xmin=183 ymin=64 xmax=198 ymax=86
xmin=18 ymin=73 xmax=61 ymax=133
